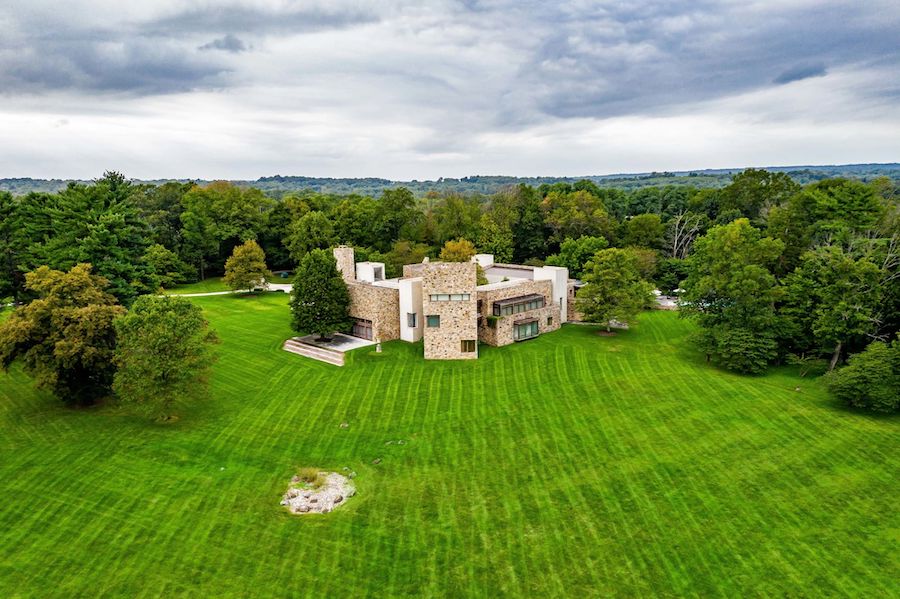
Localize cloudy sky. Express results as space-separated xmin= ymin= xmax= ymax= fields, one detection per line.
xmin=0 ymin=0 xmax=898 ymax=180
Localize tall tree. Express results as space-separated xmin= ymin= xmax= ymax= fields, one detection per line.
xmin=476 ymin=214 xmax=514 ymax=263
xmin=290 ymin=249 xmax=352 ymax=340
xmin=624 ymin=213 xmax=665 ymax=249
xmin=0 ymin=264 xmax=125 ymax=405
xmin=576 ymin=248 xmax=655 ymax=332
xmin=143 ymin=244 xmax=192 ymax=290
xmin=0 ymin=191 xmax=24 ymax=304
xmin=783 ymin=244 xmax=884 ymax=370
xmin=113 ymin=295 xmax=218 ymax=420
xmin=224 ymin=240 xmax=272 ymax=292
xmin=719 ymin=168 xmax=800 ymax=223
xmin=21 ymin=172 xmax=152 ymax=304
xmin=376 ymin=187 xmax=419 ymax=249
xmin=681 ymin=219 xmax=784 ymax=373
xmin=180 ymin=181 xmax=275 ymax=276
xmin=545 ymin=235 xmax=608 ymax=278
xmin=284 ymin=211 xmax=335 ymax=263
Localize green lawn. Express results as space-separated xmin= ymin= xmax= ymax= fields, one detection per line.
xmin=1 ymin=294 xmax=897 ymax=597
xmin=164 ymin=277 xmax=230 ymax=294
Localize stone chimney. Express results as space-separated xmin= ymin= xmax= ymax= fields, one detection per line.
xmin=333 ymin=245 xmax=356 ymax=283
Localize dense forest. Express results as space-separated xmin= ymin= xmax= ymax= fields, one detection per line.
xmin=1 ymin=167 xmax=898 ymax=409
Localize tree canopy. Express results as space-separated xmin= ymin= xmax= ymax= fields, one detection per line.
xmin=576 ymin=248 xmax=655 ymax=332
xmin=113 ymin=295 xmax=219 ymax=420
xmin=290 ymin=249 xmax=352 ymax=340
xmin=0 ymin=264 xmax=125 ymax=404
xmin=224 ymin=240 xmax=272 ymax=292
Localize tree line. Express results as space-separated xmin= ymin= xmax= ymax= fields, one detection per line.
xmin=1 ymin=169 xmax=897 ymax=413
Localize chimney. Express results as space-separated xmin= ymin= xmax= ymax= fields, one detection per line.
xmin=332 ymin=245 xmax=356 ymax=283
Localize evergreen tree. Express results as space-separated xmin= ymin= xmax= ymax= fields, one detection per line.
xmin=290 ymin=249 xmax=352 ymax=340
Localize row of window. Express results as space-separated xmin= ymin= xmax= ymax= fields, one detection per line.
xmin=493 ymin=297 xmax=545 ymax=316
xmin=429 ymin=293 xmax=471 ymax=302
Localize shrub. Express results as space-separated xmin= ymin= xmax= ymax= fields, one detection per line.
xmin=827 ymin=339 xmax=900 ymax=413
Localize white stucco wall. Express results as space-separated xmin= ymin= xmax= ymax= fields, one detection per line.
xmin=356 ymin=262 xmax=386 ymax=283
xmin=533 ymin=265 xmax=569 ymax=323
xmin=399 ymin=277 xmax=424 ymax=342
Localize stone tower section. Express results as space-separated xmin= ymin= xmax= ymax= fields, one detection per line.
xmin=332 ymin=245 xmax=356 ymax=283
xmin=421 ymin=262 xmax=478 ymax=360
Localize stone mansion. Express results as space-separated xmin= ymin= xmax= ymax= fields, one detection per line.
xmin=332 ymin=246 xmax=580 ymax=360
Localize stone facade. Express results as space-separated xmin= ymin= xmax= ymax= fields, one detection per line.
xmin=567 ymin=282 xmax=585 ymax=322
xmin=347 ymin=282 xmax=401 ymax=342
xmin=333 ymin=245 xmax=356 ymax=283
xmin=421 ymin=262 xmax=479 ymax=360
xmin=477 ymin=279 xmax=561 ymax=346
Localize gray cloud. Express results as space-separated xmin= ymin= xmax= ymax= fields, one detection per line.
xmin=147 ymin=5 xmax=380 ymax=36
xmin=774 ymin=63 xmax=827 ymax=85
xmin=0 ymin=1 xmax=897 ymax=179
xmin=199 ymin=34 xmax=248 ymax=53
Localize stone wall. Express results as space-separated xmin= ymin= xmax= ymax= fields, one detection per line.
xmin=477 ymin=279 xmax=561 ymax=346
xmin=567 ymin=283 xmax=585 ymax=322
xmin=347 ymin=283 xmax=400 ymax=341
xmin=333 ymin=246 xmax=356 ymax=284
xmin=421 ymin=262 xmax=478 ymax=360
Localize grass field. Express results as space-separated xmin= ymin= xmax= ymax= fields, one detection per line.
xmin=1 ymin=294 xmax=897 ymax=597
xmin=164 ymin=277 xmax=229 ymax=294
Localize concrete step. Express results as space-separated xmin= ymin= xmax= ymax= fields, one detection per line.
xmin=282 ymin=339 xmax=345 ymax=366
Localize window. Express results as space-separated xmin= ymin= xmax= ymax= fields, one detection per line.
xmin=461 ymin=340 xmax=476 ymax=353
xmin=547 ymin=317 xmax=553 ymax=326
xmin=426 ymin=315 xmax=440 ymax=328
xmin=492 ymin=294 xmax=545 ymax=317
xmin=429 ymin=293 xmax=470 ymax=302
xmin=373 ymin=266 xmax=384 ymax=281
xmin=407 ymin=313 xmax=417 ymax=328
xmin=513 ymin=320 xmax=539 ymax=341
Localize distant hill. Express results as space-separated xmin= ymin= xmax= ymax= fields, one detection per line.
xmin=2 ymin=163 xmax=898 ymax=197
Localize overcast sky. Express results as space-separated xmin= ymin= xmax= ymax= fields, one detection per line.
xmin=0 ymin=0 xmax=898 ymax=180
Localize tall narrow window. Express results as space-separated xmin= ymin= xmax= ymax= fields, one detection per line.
xmin=407 ymin=313 xmax=417 ymax=328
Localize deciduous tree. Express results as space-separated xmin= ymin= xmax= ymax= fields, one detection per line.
xmin=827 ymin=338 xmax=899 ymax=413
xmin=545 ymin=235 xmax=608 ymax=278
xmin=113 ymin=295 xmax=218 ymax=420
xmin=0 ymin=264 xmax=125 ymax=404
xmin=681 ymin=219 xmax=784 ymax=373
xmin=576 ymin=248 xmax=655 ymax=331
xmin=224 ymin=240 xmax=272 ymax=292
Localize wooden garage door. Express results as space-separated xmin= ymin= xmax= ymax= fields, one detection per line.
xmin=351 ymin=318 xmax=373 ymax=340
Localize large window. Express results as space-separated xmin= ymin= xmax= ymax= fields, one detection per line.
xmin=513 ymin=320 xmax=539 ymax=341
xmin=461 ymin=340 xmax=476 ymax=353
xmin=493 ymin=294 xmax=545 ymax=317
xmin=426 ymin=315 xmax=441 ymax=328
xmin=429 ymin=293 xmax=470 ymax=302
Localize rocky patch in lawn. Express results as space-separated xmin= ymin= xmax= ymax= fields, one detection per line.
xmin=280 ymin=470 xmax=355 ymax=514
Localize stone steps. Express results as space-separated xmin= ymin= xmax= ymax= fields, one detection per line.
xmin=282 ymin=339 xmax=345 ymax=367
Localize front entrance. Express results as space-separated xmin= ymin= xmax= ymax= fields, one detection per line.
xmin=351 ymin=318 xmax=373 ymax=340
